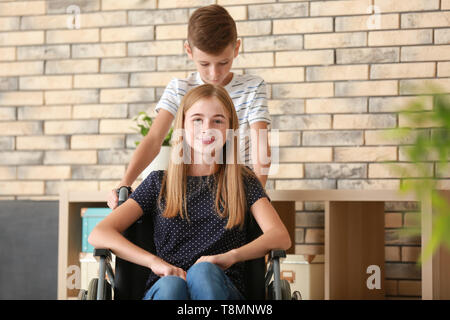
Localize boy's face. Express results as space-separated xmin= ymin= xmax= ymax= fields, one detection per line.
xmin=185 ymin=40 xmax=240 ymax=86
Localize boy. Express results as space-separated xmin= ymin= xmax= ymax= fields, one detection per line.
xmin=107 ymin=4 xmax=271 ymax=209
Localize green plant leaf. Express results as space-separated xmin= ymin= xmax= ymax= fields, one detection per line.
xmin=132 ymin=111 xmax=173 ymax=147
xmin=387 ymin=84 xmax=450 ymax=265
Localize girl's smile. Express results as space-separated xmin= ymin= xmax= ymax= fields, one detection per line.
xmin=201 ymin=135 xmax=215 ymax=145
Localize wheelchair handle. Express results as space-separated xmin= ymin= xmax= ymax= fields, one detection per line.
xmin=117 ymin=186 xmax=130 ymax=206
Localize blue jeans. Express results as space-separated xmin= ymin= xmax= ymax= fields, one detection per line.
xmin=142 ymin=262 xmax=244 ymax=300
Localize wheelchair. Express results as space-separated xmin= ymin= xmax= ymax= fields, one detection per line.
xmin=79 ymin=186 xmax=301 ymax=300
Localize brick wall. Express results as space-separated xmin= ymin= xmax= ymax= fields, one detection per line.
xmin=1 ymin=0 xmax=449 ymax=299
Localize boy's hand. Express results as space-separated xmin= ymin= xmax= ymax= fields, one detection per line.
xmin=194 ymin=251 xmax=236 ymax=270
xmin=148 ymin=256 xmax=187 ymax=280
xmin=107 ymin=189 xmax=119 ymax=209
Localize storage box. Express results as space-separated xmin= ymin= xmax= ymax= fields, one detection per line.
xmin=81 ymin=208 xmax=111 ymax=253
xmin=280 ymin=254 xmax=324 ymax=300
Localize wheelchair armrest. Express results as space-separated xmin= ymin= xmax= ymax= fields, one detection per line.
xmin=269 ymin=249 xmax=286 ymax=260
xmin=93 ymin=248 xmax=112 ymax=263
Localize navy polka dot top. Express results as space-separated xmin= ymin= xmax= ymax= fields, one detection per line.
xmin=130 ymin=168 xmax=268 ymax=297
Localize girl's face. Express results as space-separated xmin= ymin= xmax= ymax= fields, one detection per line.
xmin=184 ymin=96 xmax=230 ymax=162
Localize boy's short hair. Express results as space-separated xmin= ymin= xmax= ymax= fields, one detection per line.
xmin=188 ymin=4 xmax=237 ymax=55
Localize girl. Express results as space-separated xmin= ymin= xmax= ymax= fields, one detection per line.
xmin=88 ymin=84 xmax=291 ymax=300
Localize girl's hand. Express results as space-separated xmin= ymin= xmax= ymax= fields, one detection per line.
xmin=107 ymin=189 xmax=119 ymax=209
xmin=148 ymin=256 xmax=186 ymax=280
xmin=194 ymin=251 xmax=237 ymax=270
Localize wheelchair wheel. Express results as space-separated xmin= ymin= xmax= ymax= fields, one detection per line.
xmin=268 ymin=279 xmax=292 ymax=300
xmin=78 ymin=289 xmax=87 ymax=300
xmin=292 ymin=290 xmax=302 ymax=300
xmin=86 ymin=278 xmax=112 ymax=300
xmin=280 ymin=279 xmax=292 ymax=300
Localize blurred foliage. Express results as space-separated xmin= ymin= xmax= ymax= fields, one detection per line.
xmin=133 ymin=111 xmax=173 ymax=147
xmin=387 ymin=84 xmax=450 ymax=263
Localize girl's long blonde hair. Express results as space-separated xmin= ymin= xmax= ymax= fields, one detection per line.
xmin=158 ymin=84 xmax=253 ymax=229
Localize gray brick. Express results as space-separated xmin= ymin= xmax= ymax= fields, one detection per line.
xmin=43 ymin=150 xmax=96 ymax=165
xmin=46 ymin=0 xmax=100 ymax=14
xmin=385 ymin=201 xmax=420 ymax=212
xmin=72 ymin=165 xmax=125 ymax=179
xmin=17 ymin=45 xmax=70 ymax=61
xmin=0 ymin=121 xmax=43 ymax=135
xmin=129 ymin=8 xmax=188 ymax=25
xmin=304 ymin=202 xmax=325 ymax=211
xmin=305 ymin=163 xmax=367 ymax=179
xmin=272 ymin=82 xmax=333 ymax=99
xmin=244 ymin=35 xmax=303 ymax=52
xmin=157 ymin=55 xmax=195 ymax=71
xmin=369 ymin=97 xmax=417 ymax=113
xmin=72 ymin=43 xmax=126 ymax=58
xmin=333 ymin=114 xmax=397 ymax=129
xmin=272 ymin=115 xmax=331 ymax=130
xmin=17 ymin=136 xmax=69 ymax=150
xmin=0 ymin=137 xmax=14 ymax=150
xmin=248 ymin=3 xmax=308 ymax=19
xmin=100 ymin=88 xmax=154 ymax=104
xmin=97 ymin=149 xmax=134 ymax=164
xmin=385 ymin=263 xmax=421 ymax=280
xmin=303 ymin=130 xmax=363 ymax=146
xmin=0 ymin=77 xmax=18 ymax=90
xmin=45 ymin=59 xmax=98 ymax=75
xmin=295 ymin=228 xmax=305 ymax=243
xmin=276 ymin=179 xmax=336 ymax=190
xmin=101 ymin=57 xmax=156 ymax=73
xmin=268 ymin=99 xmax=304 ymax=115
xmin=435 ymin=28 xmax=450 ymax=45
xmin=337 ymin=47 xmax=400 ymax=64
xmin=45 ymin=180 xmax=98 ymax=195
xmin=295 ymin=212 xmax=324 ymax=228
xmin=305 ymin=32 xmax=367 ymax=49
xmin=0 ymin=151 xmax=42 ymax=165
xmin=337 ymin=179 xmax=400 ymax=190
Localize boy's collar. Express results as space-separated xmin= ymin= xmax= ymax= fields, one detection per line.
xmin=195 ymin=72 xmax=235 ymax=90
xmin=195 ymin=71 xmax=204 ymax=85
